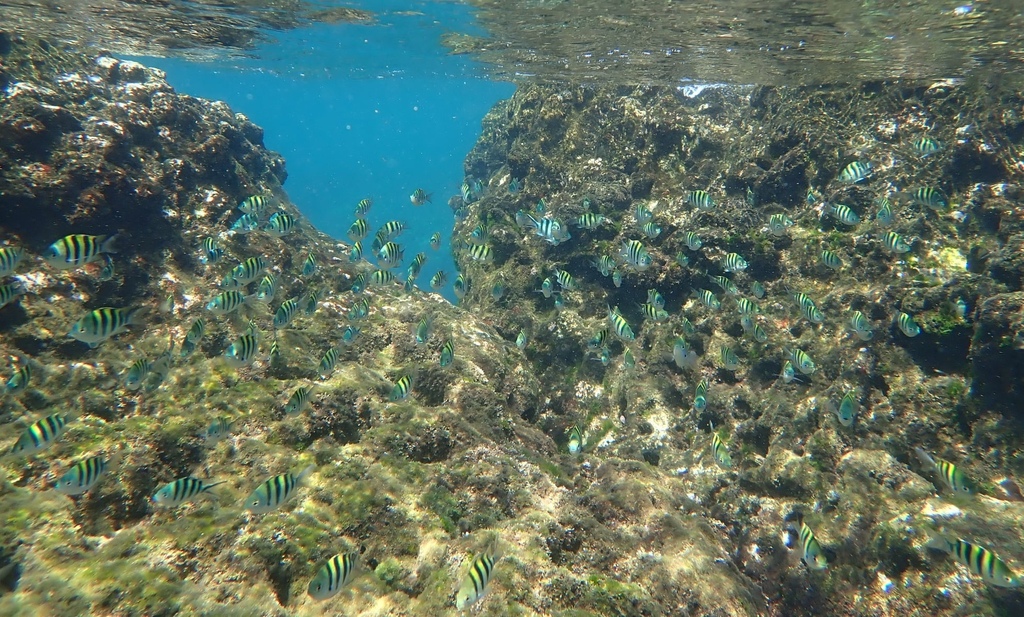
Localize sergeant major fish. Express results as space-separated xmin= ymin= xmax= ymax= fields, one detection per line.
xmin=244 ymin=465 xmax=315 ymax=514
xmin=44 ymin=234 xmax=118 ymax=270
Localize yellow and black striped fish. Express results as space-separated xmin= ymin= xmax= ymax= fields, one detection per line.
xmin=224 ymin=333 xmax=259 ymax=369
xmin=318 ymin=347 xmax=340 ymax=377
xmin=308 ymin=551 xmax=360 ymax=601
xmin=712 ymin=429 xmax=733 ymax=469
xmin=785 ymin=513 xmax=828 ymax=569
xmin=273 ymin=298 xmax=301 ymax=329
xmin=245 ymin=465 xmax=315 ymax=514
xmin=925 ymin=530 xmax=1019 ymax=587
xmin=390 ymin=375 xmax=413 ymax=401
xmin=263 ymin=212 xmax=296 ymax=236
xmin=914 ymin=447 xmax=972 ymax=495
xmin=0 ymin=246 xmax=24 ymax=276
xmin=44 ymin=234 xmax=118 ymax=270
xmin=69 ymin=307 xmax=144 ymax=346
xmin=456 ymin=548 xmax=500 ymax=609
xmin=8 ymin=412 xmax=74 ymax=456
xmin=54 ymin=454 xmax=110 ymax=495
xmin=152 ymin=476 xmax=224 ymax=506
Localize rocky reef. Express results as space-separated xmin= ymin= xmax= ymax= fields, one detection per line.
xmin=3 ymin=29 xmax=1024 ymax=617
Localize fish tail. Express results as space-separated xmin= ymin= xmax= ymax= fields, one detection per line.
xmin=100 ymin=233 xmax=120 ymax=254
xmin=923 ymin=527 xmax=954 ymax=554
xmin=913 ymin=446 xmax=936 ymax=469
xmin=295 ymin=464 xmax=316 ymax=485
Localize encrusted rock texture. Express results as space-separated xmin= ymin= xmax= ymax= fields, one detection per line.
xmin=2 ymin=31 xmax=1024 ymax=617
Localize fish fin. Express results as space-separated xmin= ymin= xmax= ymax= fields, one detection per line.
xmin=126 ymin=306 xmax=147 ymax=328
xmin=913 ymin=447 xmax=936 ymax=469
xmin=295 ymin=464 xmax=316 ymax=485
xmin=923 ymin=527 xmax=954 ymax=553
xmin=99 ymin=233 xmax=120 ymax=254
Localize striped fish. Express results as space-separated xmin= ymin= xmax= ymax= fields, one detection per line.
xmin=785 ymin=513 xmax=828 ymax=569
xmin=820 ymin=249 xmax=842 ymax=270
xmin=263 ymin=212 xmax=296 ymax=236
xmin=619 ymin=240 xmax=651 ymax=271
xmin=693 ymin=378 xmax=708 ymax=412
xmin=377 ymin=242 xmax=405 ymax=268
xmin=897 ymin=311 xmax=921 ymax=337
xmin=430 ymin=271 xmax=447 ymax=290
xmin=720 ymin=346 xmax=740 ymax=371
xmin=553 ymin=269 xmax=576 ymax=291
xmin=467 ymin=244 xmax=493 ymax=263
xmin=303 ymin=290 xmax=318 ymax=316
xmin=834 ymin=391 xmax=856 ymax=427
xmin=430 ymin=232 xmax=442 ymax=249
xmin=837 ymin=160 xmax=872 ymax=184
xmin=454 ymin=274 xmax=468 ymax=300
xmin=883 ymin=230 xmax=911 ymax=253
xmin=308 ymin=551 xmax=360 ymax=601
xmin=302 ymin=253 xmax=318 ymax=276
xmin=735 ymin=297 xmax=759 ymax=316
xmin=4 ymin=362 xmax=32 ymax=395
xmin=43 ymin=234 xmax=118 ymax=270
xmin=767 ymin=214 xmax=793 ymax=237
xmin=830 ymin=204 xmax=861 ymax=225
xmin=378 ymin=220 xmax=406 ymax=242
xmin=0 ymin=282 xmax=25 ymax=310
xmin=224 ymin=333 xmax=259 ymax=369
xmin=318 ymin=348 xmax=340 ymax=377
xmin=712 ymin=429 xmax=732 ymax=469
xmin=244 ymin=465 xmax=315 ymax=514
xmin=371 ymin=270 xmax=396 ymax=286
xmin=152 ymin=476 xmax=225 ymax=507
xmin=341 ymin=325 xmax=361 ymax=345
xmin=180 ymin=318 xmax=206 ymax=357
xmin=641 ymin=222 xmax=662 ymax=239
xmin=354 ymin=197 xmax=373 ymax=217
xmin=0 ymin=247 xmax=24 ymax=277
xmin=910 ymin=186 xmax=947 ymax=210
xmin=200 ymin=237 xmax=224 ymax=264
xmin=914 ymin=447 xmax=972 ymax=495
xmin=848 ymin=310 xmax=873 ymax=341
xmin=238 ymin=194 xmax=272 ymax=215
xmin=273 ymin=298 xmax=301 ymax=329
xmin=788 ymin=348 xmax=816 ymax=375
xmin=709 ymin=275 xmax=739 ymax=297
xmin=456 ymin=549 xmax=500 ymax=609
xmin=683 ymin=232 xmax=703 ymax=251
xmin=440 ymin=339 xmax=455 ymax=367
xmin=255 ymin=274 xmax=278 ymax=303
xmin=205 ymin=417 xmax=233 ymax=443
xmin=69 ymin=307 xmax=144 ymax=346
xmin=390 ymin=375 xmax=413 ymax=401
xmin=348 ymin=219 xmax=368 ymax=243
xmin=875 ymin=197 xmax=895 ymax=226
xmin=8 ymin=412 xmax=74 ymax=456
xmin=779 ymin=360 xmax=800 ymax=384
xmin=231 ymin=213 xmax=260 ymax=233
xmin=575 ymin=212 xmax=605 ymax=230
xmin=911 ymin=137 xmax=943 ymax=157
xmin=227 ymin=256 xmax=267 ymax=286
xmin=206 ymin=291 xmax=250 ymax=315
xmin=640 ymin=303 xmax=669 ymax=322
xmin=750 ymin=281 xmax=766 ymax=299
xmin=54 ymin=454 xmax=110 ymax=495
xmin=924 ymin=531 xmax=1018 ymax=587
xmin=686 ymin=190 xmax=714 ymax=210
xmin=693 ymin=289 xmax=721 ymax=311
xmin=285 ymin=385 xmax=315 ymax=415
xmin=348 ymin=298 xmax=370 ymax=320
xmin=607 ymin=306 xmax=635 ymax=341
xmin=721 ymin=252 xmax=748 ymax=273
xmin=633 ymin=203 xmax=653 ymax=224
xmin=740 ymin=316 xmax=768 ymax=343
xmin=567 ymin=425 xmax=585 ymax=454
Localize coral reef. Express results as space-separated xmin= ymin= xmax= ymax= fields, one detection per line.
xmin=4 ymin=30 xmax=1024 ymax=617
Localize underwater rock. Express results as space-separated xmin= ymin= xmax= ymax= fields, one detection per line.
xmin=970 ymin=292 xmax=1024 ymax=415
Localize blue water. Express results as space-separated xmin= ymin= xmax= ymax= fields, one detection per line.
xmin=136 ymin=2 xmax=514 ymax=300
